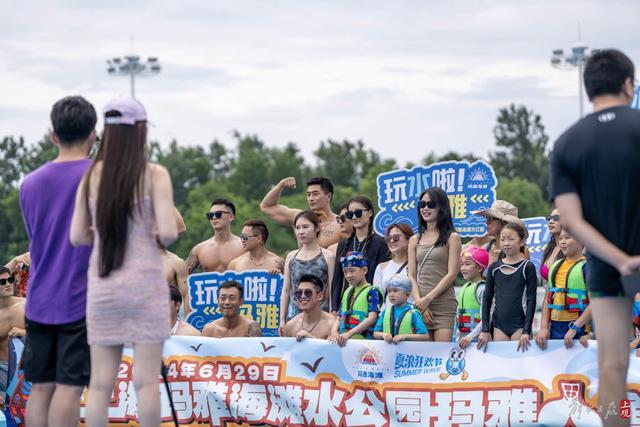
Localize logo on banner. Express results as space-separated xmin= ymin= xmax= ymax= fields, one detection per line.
xmin=523 ymin=216 xmax=551 ymax=274
xmin=440 ymin=347 xmax=469 ymax=381
xmin=353 ymin=345 xmax=385 ymax=380
xmin=186 ymin=270 xmax=283 ymax=336
xmin=375 ymin=161 xmax=497 ymax=237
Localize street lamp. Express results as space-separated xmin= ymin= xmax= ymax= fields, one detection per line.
xmin=550 ymin=43 xmax=597 ymax=118
xmin=106 ymin=55 xmax=161 ymax=98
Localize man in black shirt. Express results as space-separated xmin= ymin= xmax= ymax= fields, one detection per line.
xmin=551 ymin=49 xmax=639 ymax=426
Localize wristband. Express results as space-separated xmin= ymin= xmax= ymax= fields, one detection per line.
xmin=568 ymin=322 xmax=580 ymax=331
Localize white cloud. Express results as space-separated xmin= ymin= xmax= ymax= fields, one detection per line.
xmin=0 ymin=0 xmax=639 ymax=166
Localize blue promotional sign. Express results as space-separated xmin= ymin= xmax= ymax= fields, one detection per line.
xmin=186 ymin=270 xmax=284 ymax=337
xmin=375 ymin=161 xmax=497 ymax=237
xmin=632 ymin=86 xmax=640 ymax=109
xmin=523 ymin=216 xmax=551 ymax=274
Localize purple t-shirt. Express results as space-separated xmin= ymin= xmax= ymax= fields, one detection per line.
xmin=20 ymin=159 xmax=92 ymax=324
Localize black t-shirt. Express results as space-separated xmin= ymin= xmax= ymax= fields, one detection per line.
xmin=330 ymin=233 xmax=390 ymax=312
xmin=550 ymin=105 xmax=640 ymax=294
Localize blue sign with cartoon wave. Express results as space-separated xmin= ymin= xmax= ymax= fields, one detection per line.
xmin=375 ymin=161 xmax=497 ymax=237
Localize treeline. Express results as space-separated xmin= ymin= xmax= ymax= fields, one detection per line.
xmin=0 ymin=104 xmax=551 ymax=261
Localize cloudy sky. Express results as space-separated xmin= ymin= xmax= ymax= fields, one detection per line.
xmin=1 ymin=1 xmax=638 ymax=165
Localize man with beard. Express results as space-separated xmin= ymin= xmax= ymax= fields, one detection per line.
xmin=202 ymin=281 xmax=262 ymax=338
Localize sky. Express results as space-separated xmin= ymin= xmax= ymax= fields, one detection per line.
xmin=1 ymin=0 xmax=638 ymax=166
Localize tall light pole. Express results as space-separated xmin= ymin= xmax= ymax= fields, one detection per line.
xmin=550 ymin=43 xmax=595 ymax=118
xmin=106 ymin=55 xmax=161 ymax=98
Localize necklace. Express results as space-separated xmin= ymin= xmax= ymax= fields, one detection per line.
xmin=301 ymin=313 xmax=320 ymax=333
xmin=250 ymin=254 xmax=266 ymax=267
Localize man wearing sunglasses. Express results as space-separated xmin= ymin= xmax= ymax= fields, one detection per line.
xmin=186 ymin=198 xmax=245 ymax=274
xmin=282 ymin=274 xmax=336 ymax=341
xmin=260 ymin=176 xmax=341 ymax=248
xmin=228 ymin=219 xmax=283 ymax=273
xmin=0 ymin=267 xmax=26 ymax=407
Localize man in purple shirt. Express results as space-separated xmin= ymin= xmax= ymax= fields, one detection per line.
xmin=19 ymin=96 xmax=96 ymax=427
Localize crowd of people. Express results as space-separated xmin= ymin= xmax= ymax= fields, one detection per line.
xmin=1 ymin=48 xmax=638 ymax=426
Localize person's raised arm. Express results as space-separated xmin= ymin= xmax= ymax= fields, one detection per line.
xmin=259 ymin=177 xmax=302 ymax=225
xmin=555 ymin=193 xmax=640 ymax=275
xmin=151 ymin=165 xmax=178 ymax=248
xmin=70 ymin=175 xmax=93 ymax=246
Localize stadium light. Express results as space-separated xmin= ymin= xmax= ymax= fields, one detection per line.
xmin=106 ymin=54 xmax=161 ymax=98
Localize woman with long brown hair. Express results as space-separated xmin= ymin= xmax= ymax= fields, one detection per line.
xmin=70 ymin=97 xmax=177 ymax=427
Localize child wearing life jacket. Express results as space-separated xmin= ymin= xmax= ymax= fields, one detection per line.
xmin=373 ymin=274 xmax=428 ymax=343
xmin=536 ymin=228 xmax=591 ymax=350
xmin=331 ymin=251 xmax=383 ymax=346
xmin=628 ymin=293 xmax=640 ymax=350
xmin=456 ymin=247 xmax=489 ymax=348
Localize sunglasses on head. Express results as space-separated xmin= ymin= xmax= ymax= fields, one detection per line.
xmin=385 ymin=234 xmax=404 ymax=244
xmin=241 ymin=233 xmax=257 ymax=241
xmin=336 ymin=214 xmax=347 ymax=224
xmin=0 ymin=277 xmax=15 ymax=286
xmin=345 ymin=209 xmax=366 ymax=220
xmin=206 ymin=210 xmax=230 ymax=220
xmin=546 ymin=214 xmax=560 ymax=222
xmin=418 ymin=200 xmax=437 ymax=210
xmin=294 ymin=289 xmax=315 ymax=300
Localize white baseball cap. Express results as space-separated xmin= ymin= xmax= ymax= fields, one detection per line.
xmin=103 ymin=96 xmax=147 ymax=125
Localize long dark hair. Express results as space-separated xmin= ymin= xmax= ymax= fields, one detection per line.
xmin=294 ymin=210 xmax=321 ymax=237
xmin=340 ymin=196 xmax=375 ymax=259
xmin=417 ymin=187 xmax=455 ymax=247
xmin=86 ymin=113 xmax=147 ymax=277
xmin=542 ymin=235 xmax=564 ymax=265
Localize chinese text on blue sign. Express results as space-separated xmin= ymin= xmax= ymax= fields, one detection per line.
xmin=375 ymin=161 xmax=497 ymax=237
xmin=523 ymin=216 xmax=551 ymax=274
xmin=186 ymin=270 xmax=283 ymax=336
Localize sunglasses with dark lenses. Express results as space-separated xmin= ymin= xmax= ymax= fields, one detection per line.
xmin=294 ymin=289 xmax=315 ymax=300
xmin=0 ymin=277 xmax=15 ymax=286
xmin=241 ymin=233 xmax=257 ymax=241
xmin=418 ymin=200 xmax=437 ymax=210
xmin=206 ymin=210 xmax=230 ymax=220
xmin=336 ymin=214 xmax=347 ymax=224
xmin=345 ymin=209 xmax=366 ymax=220
xmin=385 ymin=234 xmax=404 ymax=244
xmin=546 ymin=214 xmax=560 ymax=222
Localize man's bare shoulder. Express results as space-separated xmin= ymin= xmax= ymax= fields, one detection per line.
xmin=201 ymin=320 xmax=221 ymax=337
xmin=178 ymin=321 xmax=201 ymax=337
xmin=283 ymin=313 xmax=303 ymax=336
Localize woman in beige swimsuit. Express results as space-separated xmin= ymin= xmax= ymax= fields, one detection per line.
xmin=408 ymin=187 xmax=461 ymax=342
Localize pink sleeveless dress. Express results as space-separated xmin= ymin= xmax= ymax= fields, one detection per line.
xmin=86 ymin=177 xmax=170 ymax=346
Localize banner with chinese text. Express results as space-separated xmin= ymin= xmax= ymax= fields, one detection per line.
xmin=186 ymin=270 xmax=283 ymax=336
xmin=68 ymin=337 xmax=640 ymax=426
xmin=375 ymin=161 xmax=497 ymax=237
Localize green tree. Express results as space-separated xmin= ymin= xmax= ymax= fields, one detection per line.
xmin=149 ymin=140 xmax=213 ymax=209
xmin=496 ymin=177 xmax=550 ymax=219
xmin=0 ymin=136 xmax=30 ymax=197
xmin=313 ymin=140 xmax=381 ymax=189
xmin=227 ymin=133 xmax=272 ymax=201
xmin=490 ymin=104 xmax=550 ymax=198
xmin=422 ymin=151 xmax=481 ymax=165
xmin=0 ymin=189 xmax=29 ymax=262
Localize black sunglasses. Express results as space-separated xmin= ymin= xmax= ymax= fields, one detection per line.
xmin=546 ymin=214 xmax=560 ymax=222
xmin=385 ymin=234 xmax=404 ymax=244
xmin=0 ymin=277 xmax=15 ymax=286
xmin=206 ymin=210 xmax=231 ymax=220
xmin=418 ymin=200 xmax=437 ymax=210
xmin=345 ymin=209 xmax=366 ymax=220
xmin=336 ymin=214 xmax=347 ymax=224
xmin=241 ymin=233 xmax=257 ymax=241
xmin=294 ymin=289 xmax=315 ymax=300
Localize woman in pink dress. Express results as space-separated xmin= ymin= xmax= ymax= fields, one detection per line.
xmin=70 ymin=96 xmax=178 ymax=427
